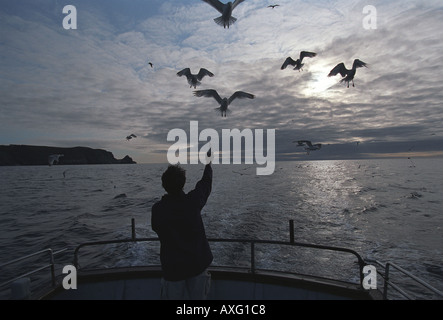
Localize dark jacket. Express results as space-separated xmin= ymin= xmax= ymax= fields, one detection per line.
xmin=151 ymin=164 xmax=213 ymax=281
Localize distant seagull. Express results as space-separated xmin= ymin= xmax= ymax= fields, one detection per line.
xmin=202 ymin=0 xmax=246 ymax=29
xmin=293 ymin=140 xmax=322 ymax=154
xmin=281 ymin=51 xmax=317 ymax=71
xmin=193 ymin=89 xmax=255 ymax=117
xmin=268 ymin=4 xmax=280 ymax=9
xmin=177 ymin=68 xmax=214 ymax=89
xmin=148 ymin=62 xmax=153 ymax=68
xmin=232 ymin=170 xmax=251 ymax=176
xmin=126 ymin=134 xmax=137 ymax=141
xmin=232 ymin=167 xmax=250 ymax=175
xmin=48 ymin=154 xmax=64 ymax=166
xmin=328 ymin=59 xmax=368 ymax=88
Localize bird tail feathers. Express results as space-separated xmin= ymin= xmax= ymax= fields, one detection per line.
xmin=215 ymin=107 xmax=231 ymax=117
xmin=189 ymin=79 xmax=201 ymax=88
xmin=214 ymin=16 xmax=237 ymax=28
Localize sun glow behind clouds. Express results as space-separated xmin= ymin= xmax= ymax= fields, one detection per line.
xmin=301 ymin=63 xmax=339 ymax=97
xmin=306 ymin=72 xmax=338 ymax=95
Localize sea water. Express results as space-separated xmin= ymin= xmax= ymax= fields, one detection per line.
xmin=0 ymin=158 xmax=442 ymax=299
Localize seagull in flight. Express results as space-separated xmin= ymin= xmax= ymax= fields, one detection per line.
xmin=328 ymin=59 xmax=368 ymax=88
xmin=193 ymin=89 xmax=255 ymax=117
xmin=48 ymin=154 xmax=64 ymax=166
xmin=268 ymin=4 xmax=280 ymax=9
xmin=281 ymin=51 xmax=317 ymax=71
xmin=293 ymin=140 xmax=322 ymax=154
xmin=202 ymin=0 xmax=246 ymax=28
xmin=126 ymin=134 xmax=137 ymax=141
xmin=177 ymin=68 xmax=214 ymax=89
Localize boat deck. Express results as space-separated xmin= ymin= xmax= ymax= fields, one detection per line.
xmin=39 ymin=265 xmax=377 ymax=300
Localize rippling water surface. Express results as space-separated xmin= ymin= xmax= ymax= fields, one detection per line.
xmin=0 ymin=158 xmax=442 ymax=299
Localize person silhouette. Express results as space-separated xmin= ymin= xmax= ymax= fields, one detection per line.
xmin=151 ymin=149 xmax=213 ymax=299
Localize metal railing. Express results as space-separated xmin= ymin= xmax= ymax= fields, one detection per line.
xmin=73 ymin=219 xmax=367 ymax=284
xmin=367 ymin=259 xmax=443 ymax=300
xmin=3 ymin=219 xmax=441 ymax=300
xmin=0 ymin=248 xmax=67 ymax=291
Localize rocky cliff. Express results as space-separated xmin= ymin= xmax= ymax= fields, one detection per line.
xmin=0 ymin=145 xmax=136 ymax=166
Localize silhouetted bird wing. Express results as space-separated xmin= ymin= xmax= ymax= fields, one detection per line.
xmin=294 ymin=140 xmax=312 ymax=146
xmin=177 ymin=68 xmax=192 ymax=78
xmin=202 ymin=0 xmax=224 ymax=13
xmin=294 ymin=140 xmax=304 ymax=145
xmin=202 ymin=0 xmax=245 ymax=13
xmin=300 ymin=51 xmax=317 ymax=61
xmin=197 ymin=68 xmax=214 ymax=80
xmin=281 ymin=57 xmax=297 ymax=70
xmin=193 ymin=89 xmax=223 ymax=104
xmin=328 ymin=63 xmax=348 ymax=77
xmin=232 ymin=0 xmax=246 ymax=10
xmin=228 ymin=91 xmax=255 ymax=104
xmin=353 ymin=59 xmax=368 ymax=69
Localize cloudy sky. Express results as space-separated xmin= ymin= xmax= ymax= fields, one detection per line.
xmin=1 ymin=0 xmax=443 ymax=163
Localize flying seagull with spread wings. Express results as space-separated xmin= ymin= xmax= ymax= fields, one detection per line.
xmin=48 ymin=154 xmax=64 ymax=166
xmin=193 ymin=89 xmax=255 ymax=117
xmin=293 ymin=140 xmax=322 ymax=154
xmin=268 ymin=4 xmax=280 ymax=9
xmin=281 ymin=51 xmax=317 ymax=71
xmin=328 ymin=59 xmax=368 ymax=88
xmin=202 ymin=0 xmax=246 ymax=28
xmin=126 ymin=134 xmax=137 ymax=141
xmin=177 ymin=68 xmax=214 ymax=89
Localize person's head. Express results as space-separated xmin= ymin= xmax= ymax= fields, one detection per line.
xmin=161 ymin=164 xmax=186 ymax=195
